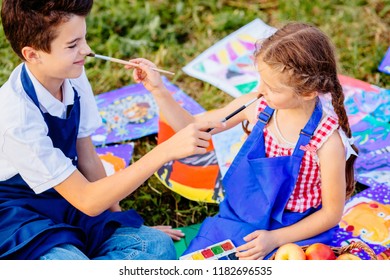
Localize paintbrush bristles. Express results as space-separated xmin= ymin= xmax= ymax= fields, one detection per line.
xmin=87 ymin=52 xmax=175 ymax=76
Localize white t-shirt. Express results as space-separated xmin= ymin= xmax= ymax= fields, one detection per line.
xmin=0 ymin=63 xmax=102 ymax=194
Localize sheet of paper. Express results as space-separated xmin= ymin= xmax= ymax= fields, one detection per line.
xmin=183 ymin=18 xmax=276 ymax=98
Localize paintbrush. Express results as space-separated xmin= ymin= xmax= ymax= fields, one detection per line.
xmin=87 ymin=52 xmax=175 ymax=76
xmin=206 ymin=97 xmax=259 ymax=132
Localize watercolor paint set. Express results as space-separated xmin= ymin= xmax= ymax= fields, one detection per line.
xmin=180 ymin=239 xmax=237 ymax=260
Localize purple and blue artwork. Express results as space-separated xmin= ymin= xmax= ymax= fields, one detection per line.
xmin=95 ymin=143 xmax=134 ymax=176
xmin=378 ymin=47 xmax=390 ymax=75
xmin=332 ymin=185 xmax=390 ymax=259
xmin=92 ymin=76 xmax=205 ymax=146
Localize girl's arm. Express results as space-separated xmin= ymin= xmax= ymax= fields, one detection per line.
xmin=273 ymin=130 xmax=346 ymax=242
xmin=54 ymin=121 xmax=223 ymax=216
xmin=236 ymin=130 xmax=346 ymax=259
xmin=126 ymin=58 xmax=259 ymax=134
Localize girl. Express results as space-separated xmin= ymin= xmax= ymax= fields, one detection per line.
xmin=129 ymin=22 xmax=358 ymax=260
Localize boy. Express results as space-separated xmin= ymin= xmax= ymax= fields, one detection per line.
xmin=0 ymin=0 xmax=220 ymax=259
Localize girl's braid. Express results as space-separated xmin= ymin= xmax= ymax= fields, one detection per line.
xmin=325 ymin=76 xmax=358 ymax=198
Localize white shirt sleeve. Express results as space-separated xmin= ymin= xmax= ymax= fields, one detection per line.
xmin=1 ymin=96 xmax=76 ymax=194
xmin=0 ymin=65 xmax=101 ymax=194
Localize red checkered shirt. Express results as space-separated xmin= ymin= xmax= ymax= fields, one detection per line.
xmin=256 ymin=98 xmax=339 ymax=212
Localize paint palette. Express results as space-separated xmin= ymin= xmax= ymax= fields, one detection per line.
xmin=180 ymin=239 xmax=237 ymax=260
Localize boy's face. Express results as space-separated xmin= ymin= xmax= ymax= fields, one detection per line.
xmin=36 ymin=15 xmax=91 ymax=81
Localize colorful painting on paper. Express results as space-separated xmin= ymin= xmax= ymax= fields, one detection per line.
xmin=332 ymin=185 xmax=390 ymax=259
xmin=338 ymin=75 xmax=389 ymax=125
xmin=341 ymin=77 xmax=390 ymax=189
xmin=351 ymin=113 xmax=390 ymax=188
xmin=95 ymin=143 xmax=134 ymax=176
xmin=91 ymin=76 xmax=205 ymax=146
xmin=182 ymin=18 xmax=276 ymax=98
xmin=154 ymin=116 xmax=224 ymax=203
xmin=378 ymin=47 xmax=390 ymax=75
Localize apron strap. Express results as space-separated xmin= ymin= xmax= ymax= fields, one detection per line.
xmin=258 ymin=105 xmax=275 ymax=124
xmin=292 ymin=99 xmax=323 ymax=157
xmin=256 ymin=99 xmax=323 ymax=159
xmin=21 ymin=64 xmax=78 ymax=117
xmin=21 ymin=64 xmax=41 ymax=110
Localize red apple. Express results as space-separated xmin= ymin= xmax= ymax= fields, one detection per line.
xmin=305 ymin=243 xmax=336 ymax=260
xmin=377 ymin=254 xmax=385 ymax=260
xmin=274 ymin=243 xmax=306 ymax=260
xmin=336 ymin=253 xmax=361 ymax=260
xmin=377 ymin=248 xmax=390 ymax=260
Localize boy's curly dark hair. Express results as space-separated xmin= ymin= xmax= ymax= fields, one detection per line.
xmin=1 ymin=0 xmax=93 ymax=60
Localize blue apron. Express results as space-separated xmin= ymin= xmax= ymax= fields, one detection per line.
xmin=0 ymin=65 xmax=143 ymax=259
xmin=184 ymin=100 xmax=337 ymax=258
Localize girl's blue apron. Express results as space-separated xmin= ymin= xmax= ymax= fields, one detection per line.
xmin=0 ymin=65 xmax=143 ymax=260
xmin=184 ymin=100 xmax=338 ymax=259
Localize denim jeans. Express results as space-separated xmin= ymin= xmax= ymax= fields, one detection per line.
xmin=39 ymin=225 xmax=176 ymax=260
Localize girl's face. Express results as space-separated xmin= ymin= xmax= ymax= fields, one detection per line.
xmin=37 ymin=15 xmax=91 ymax=81
xmin=257 ymin=61 xmax=301 ymax=110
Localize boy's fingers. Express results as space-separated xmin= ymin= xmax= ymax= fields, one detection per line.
xmin=196 ymin=121 xmax=225 ymax=132
xmin=195 ymin=139 xmax=210 ymax=148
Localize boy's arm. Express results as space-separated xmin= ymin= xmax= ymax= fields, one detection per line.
xmin=76 ymin=136 xmax=121 ymax=212
xmin=236 ymin=130 xmax=346 ymax=259
xmin=54 ymin=121 xmax=223 ymax=216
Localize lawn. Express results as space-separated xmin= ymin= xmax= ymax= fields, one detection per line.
xmin=0 ymin=0 xmax=389 ymax=227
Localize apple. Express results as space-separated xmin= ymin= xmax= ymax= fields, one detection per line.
xmin=377 ymin=254 xmax=385 ymax=260
xmin=274 ymin=243 xmax=306 ymax=260
xmin=336 ymin=253 xmax=361 ymax=260
xmin=377 ymin=248 xmax=390 ymax=260
xmin=305 ymin=243 xmax=336 ymax=260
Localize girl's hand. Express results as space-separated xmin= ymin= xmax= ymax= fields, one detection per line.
xmin=152 ymin=225 xmax=185 ymax=241
xmin=159 ymin=122 xmax=225 ymax=161
xmin=235 ymin=230 xmax=277 ymax=260
xmin=125 ymin=58 xmax=164 ymax=94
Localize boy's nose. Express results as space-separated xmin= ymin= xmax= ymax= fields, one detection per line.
xmin=80 ymin=43 xmax=92 ymax=55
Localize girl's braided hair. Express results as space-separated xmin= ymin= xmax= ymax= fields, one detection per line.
xmin=244 ymin=22 xmax=358 ymax=198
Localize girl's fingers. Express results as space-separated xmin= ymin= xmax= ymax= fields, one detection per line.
xmin=238 ymin=253 xmax=264 ymax=260
xmin=152 ymin=226 xmax=185 ymax=241
xmin=243 ymin=231 xmax=259 ymax=242
xmin=236 ymin=240 xmax=255 ymax=255
xmin=129 ymin=58 xmax=157 ymax=69
xmin=236 ymin=245 xmax=264 ymax=260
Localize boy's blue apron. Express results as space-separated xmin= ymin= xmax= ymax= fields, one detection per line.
xmin=184 ymin=100 xmax=338 ymax=259
xmin=0 ymin=65 xmax=143 ymax=260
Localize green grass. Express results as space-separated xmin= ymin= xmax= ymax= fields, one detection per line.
xmin=0 ymin=0 xmax=389 ymax=227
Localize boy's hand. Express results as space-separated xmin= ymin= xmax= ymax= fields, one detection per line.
xmin=159 ymin=122 xmax=225 ymax=162
xmin=125 ymin=58 xmax=164 ymax=94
